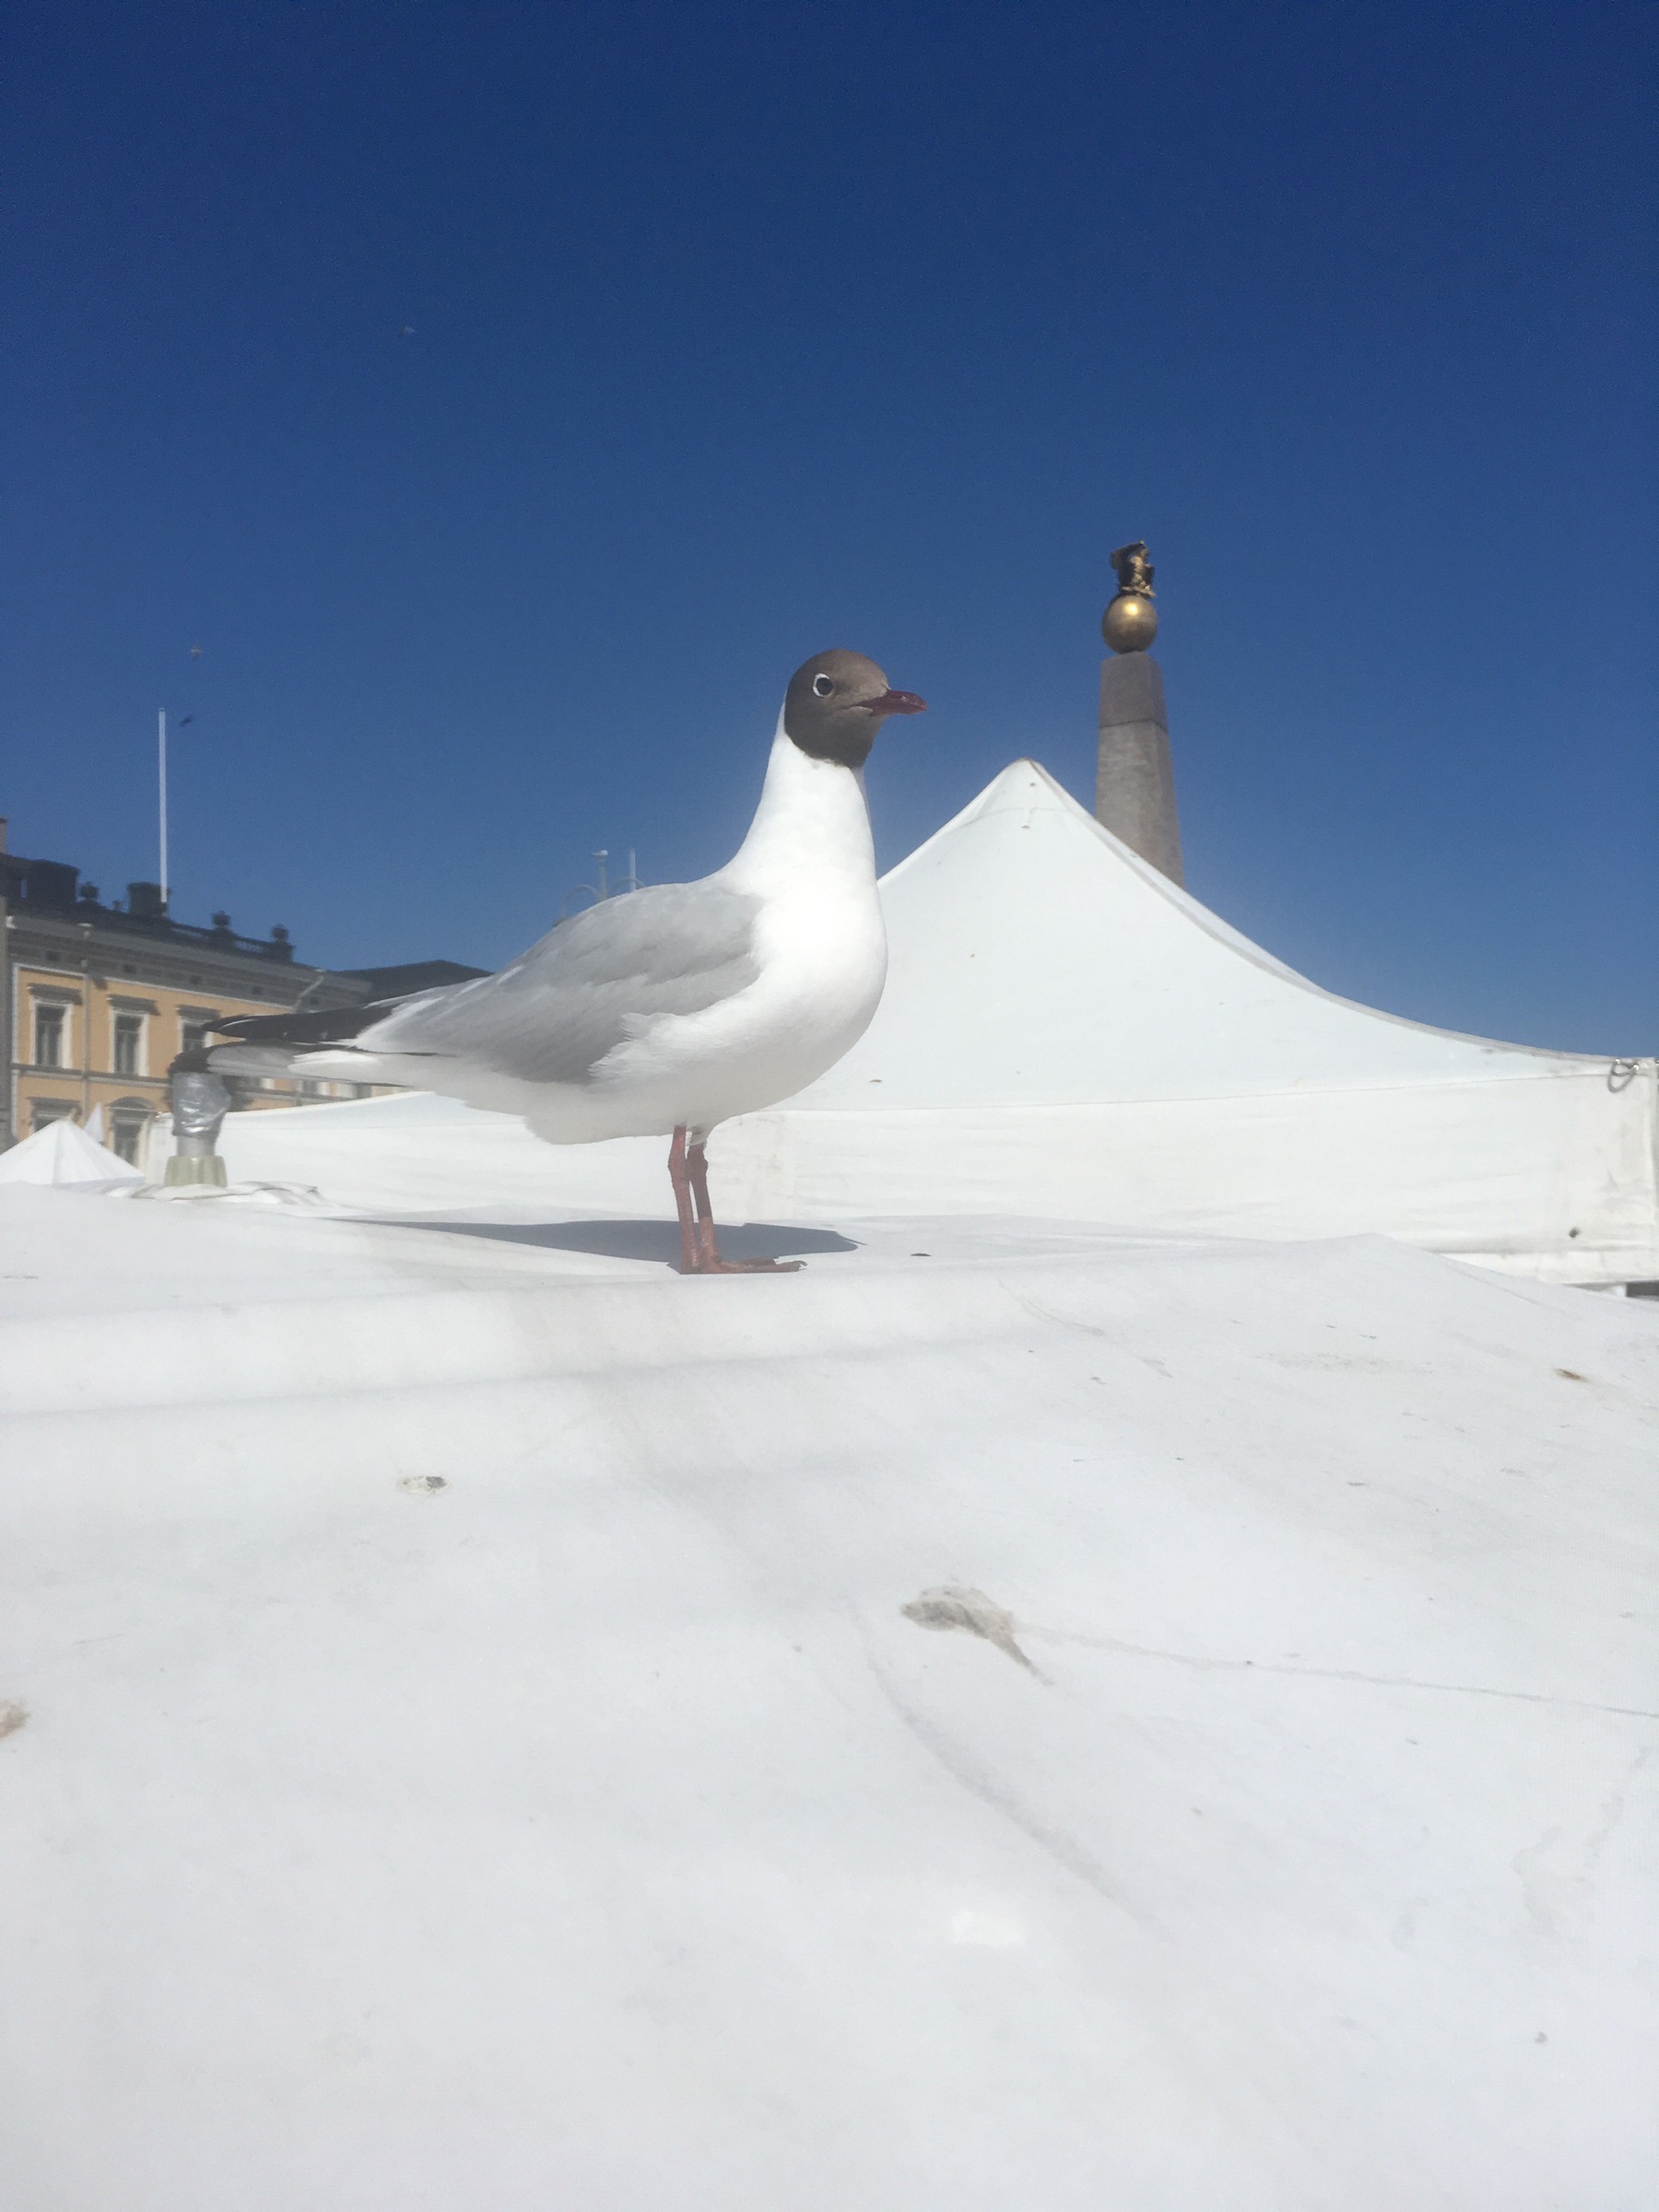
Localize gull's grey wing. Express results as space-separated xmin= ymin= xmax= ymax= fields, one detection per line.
xmin=363 ymin=881 xmax=761 ymax=1084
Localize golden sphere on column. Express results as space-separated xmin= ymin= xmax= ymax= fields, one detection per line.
xmin=1102 ymin=593 xmax=1159 ymax=653
xmin=1101 ymin=539 xmax=1159 ymax=654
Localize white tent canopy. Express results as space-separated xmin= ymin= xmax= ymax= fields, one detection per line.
xmin=0 ymin=1115 xmax=143 ymax=1188
xmin=727 ymin=761 xmax=1656 ymax=1283
xmin=5 ymin=1185 xmax=1654 ymax=2201
xmin=211 ymin=759 xmax=1657 ymax=1284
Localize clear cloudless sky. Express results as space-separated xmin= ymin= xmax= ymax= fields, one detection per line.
xmin=3 ymin=0 xmax=1653 ymax=1051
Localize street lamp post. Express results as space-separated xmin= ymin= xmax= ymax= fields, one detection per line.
xmin=158 ymin=710 xmax=168 ymax=907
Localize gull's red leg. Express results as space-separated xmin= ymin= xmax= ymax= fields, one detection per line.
xmin=687 ymin=1135 xmax=720 ymax=1270
xmin=686 ymin=1135 xmax=804 ymax=1275
xmin=667 ymin=1125 xmax=700 ymax=1274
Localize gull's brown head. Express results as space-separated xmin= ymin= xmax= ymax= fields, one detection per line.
xmin=782 ymin=649 xmax=926 ymax=770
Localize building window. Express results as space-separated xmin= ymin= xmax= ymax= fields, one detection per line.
xmin=181 ymin=1020 xmax=213 ymax=1055
xmin=110 ymin=1100 xmax=150 ymax=1165
xmin=112 ymin=1012 xmax=144 ymax=1076
xmin=33 ymin=1004 xmax=66 ymax=1067
xmin=30 ymin=1099 xmax=75 ymax=1132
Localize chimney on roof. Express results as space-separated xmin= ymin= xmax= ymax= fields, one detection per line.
xmin=127 ymin=881 xmax=168 ymax=919
xmin=1095 ymin=542 xmax=1184 ymax=886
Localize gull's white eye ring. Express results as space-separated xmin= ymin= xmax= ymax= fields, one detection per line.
xmin=812 ymin=674 xmax=834 ymax=697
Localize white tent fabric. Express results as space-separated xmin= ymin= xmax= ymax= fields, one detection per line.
xmin=2 ymin=1185 xmax=1655 ymax=2204
xmin=736 ymin=762 xmax=1658 ymax=1285
xmin=0 ymin=1116 xmax=143 ymax=1187
xmin=196 ymin=1092 xmax=669 ymax=1217
xmin=209 ymin=760 xmax=1657 ymax=1285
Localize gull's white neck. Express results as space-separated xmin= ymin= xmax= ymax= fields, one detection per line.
xmin=721 ymin=715 xmax=876 ymax=899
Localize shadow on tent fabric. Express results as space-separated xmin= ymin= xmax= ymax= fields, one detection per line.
xmin=367 ymin=1218 xmax=860 ymax=1267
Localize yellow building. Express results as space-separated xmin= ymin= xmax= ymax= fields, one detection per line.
xmin=3 ymin=840 xmax=376 ymax=1162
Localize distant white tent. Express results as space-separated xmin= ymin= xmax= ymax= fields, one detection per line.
xmin=0 ymin=1116 xmax=143 ymax=1188
xmin=214 ymin=759 xmax=1658 ymax=1286
xmin=731 ymin=761 xmax=1657 ymax=1283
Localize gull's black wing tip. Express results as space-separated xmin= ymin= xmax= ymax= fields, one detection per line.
xmin=208 ymin=1001 xmax=392 ymax=1049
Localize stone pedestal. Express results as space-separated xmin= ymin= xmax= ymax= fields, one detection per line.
xmin=1095 ymin=653 xmax=1183 ymax=885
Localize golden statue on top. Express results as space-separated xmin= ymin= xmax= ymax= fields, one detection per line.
xmin=1110 ymin=542 xmax=1155 ymax=596
xmin=1102 ymin=540 xmax=1159 ymax=653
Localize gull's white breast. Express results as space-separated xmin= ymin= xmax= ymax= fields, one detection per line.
xmin=522 ymin=726 xmax=888 ymax=1141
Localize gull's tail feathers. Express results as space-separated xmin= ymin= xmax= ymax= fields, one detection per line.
xmin=210 ymin=1000 xmax=399 ymax=1050
xmin=206 ymin=983 xmax=457 ymax=1080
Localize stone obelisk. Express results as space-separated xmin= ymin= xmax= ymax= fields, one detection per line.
xmin=1095 ymin=541 xmax=1184 ymax=885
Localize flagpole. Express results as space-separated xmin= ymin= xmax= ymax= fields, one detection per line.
xmin=158 ymin=710 xmax=168 ymax=908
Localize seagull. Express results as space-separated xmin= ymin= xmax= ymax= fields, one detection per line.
xmin=210 ymin=649 xmax=925 ymax=1272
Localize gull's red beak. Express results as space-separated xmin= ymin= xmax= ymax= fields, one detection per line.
xmin=865 ymin=688 xmax=927 ymax=716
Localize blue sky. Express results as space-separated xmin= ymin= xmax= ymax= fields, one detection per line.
xmin=4 ymin=0 xmax=1653 ymax=1051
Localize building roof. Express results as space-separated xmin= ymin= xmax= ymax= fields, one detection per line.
xmin=2 ymin=847 xmax=479 ymax=1011
xmin=1 ymin=850 xmax=300 ymax=966
xmin=344 ymin=960 xmax=491 ymax=998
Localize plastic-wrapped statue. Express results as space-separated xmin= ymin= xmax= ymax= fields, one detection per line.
xmin=164 ymin=1045 xmax=232 ymax=1188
